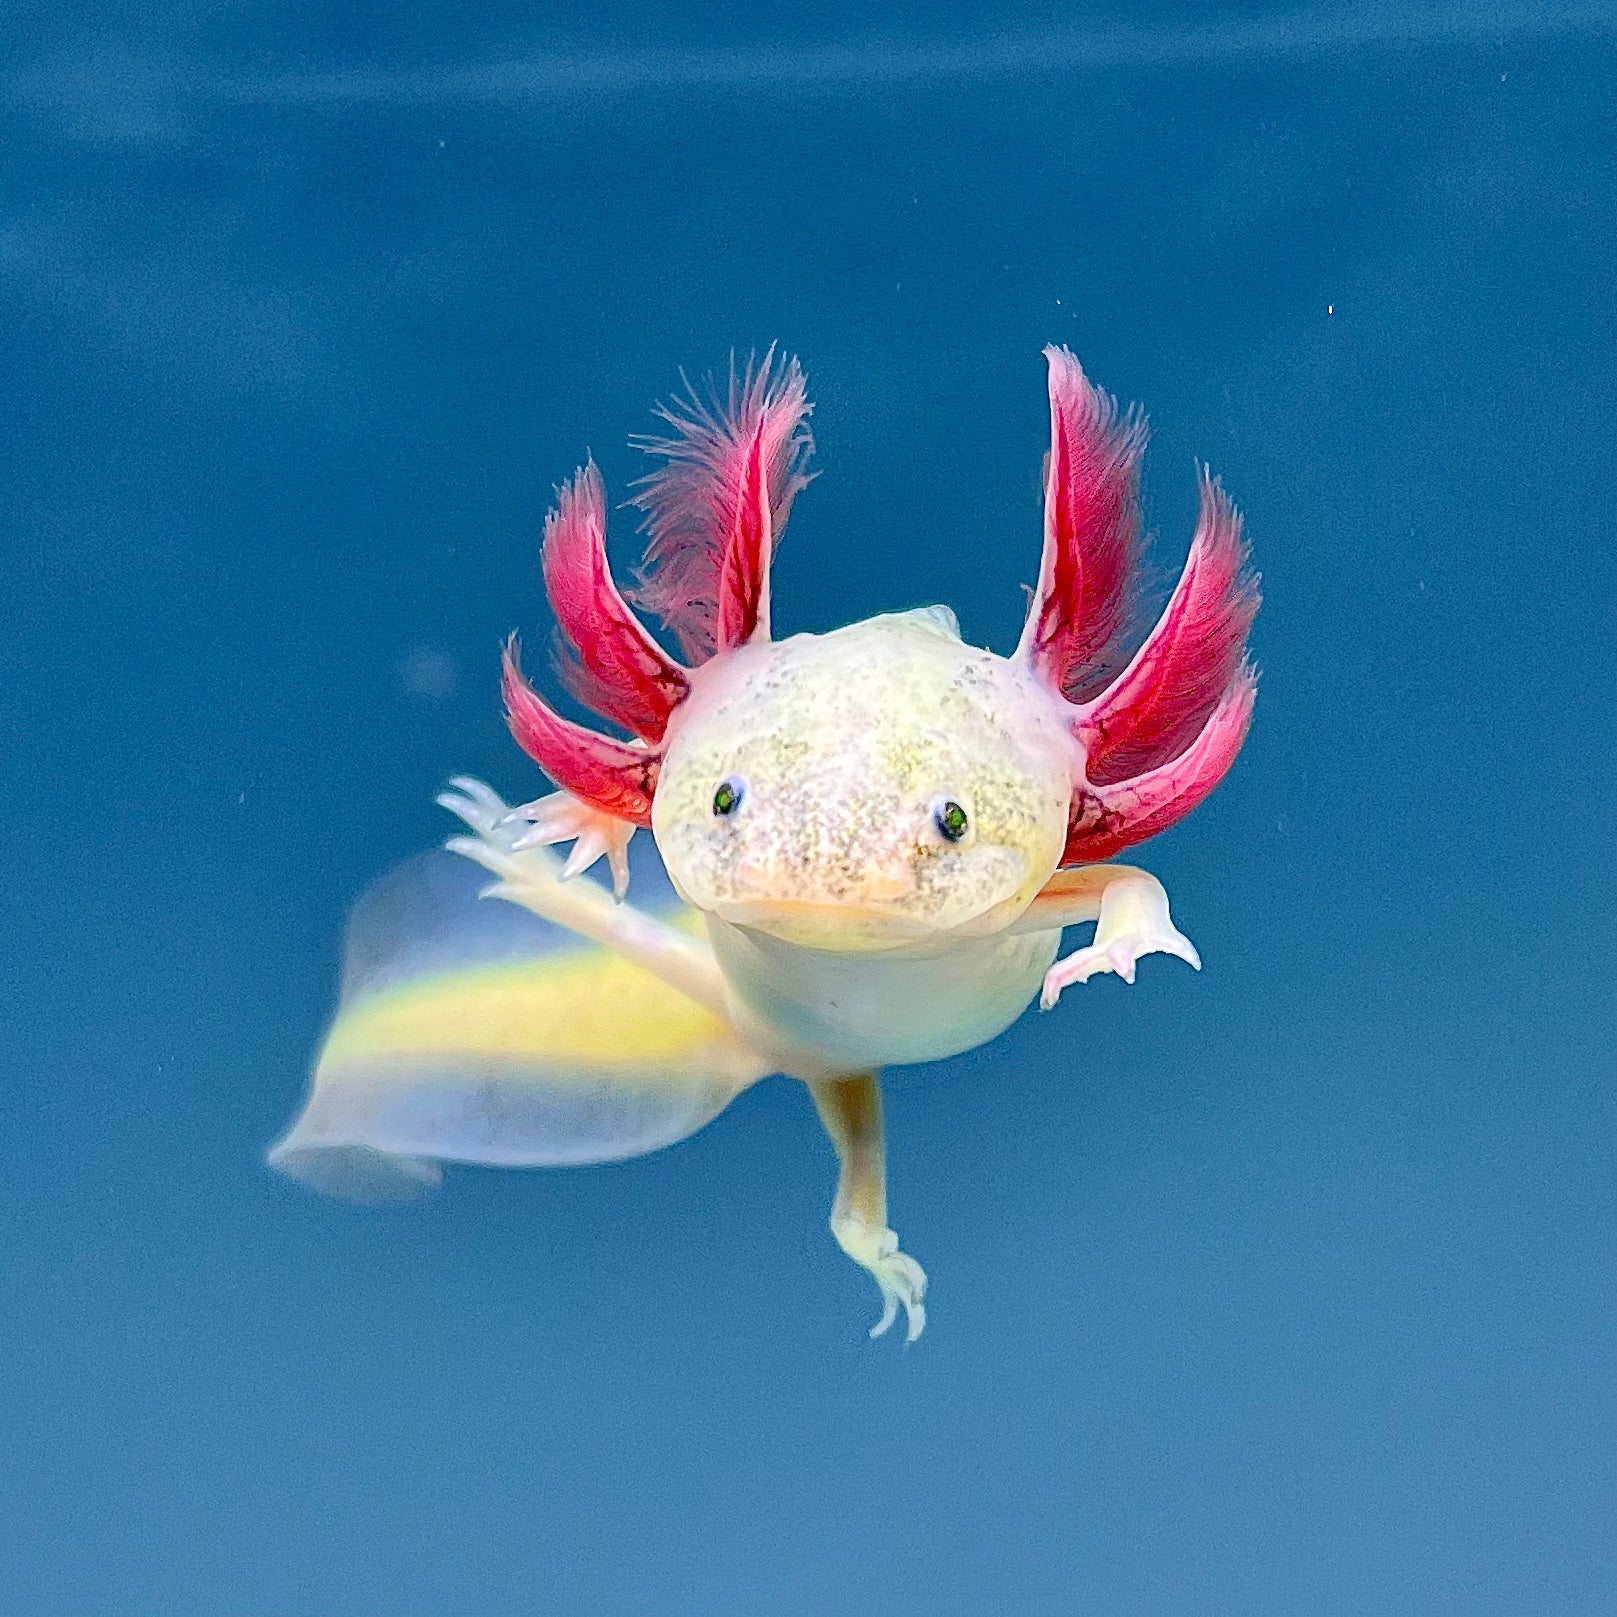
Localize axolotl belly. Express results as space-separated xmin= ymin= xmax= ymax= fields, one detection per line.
xmin=708 ymin=914 xmax=1064 ymax=1069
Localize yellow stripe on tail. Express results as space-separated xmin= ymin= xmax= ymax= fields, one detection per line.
xmin=269 ymin=847 xmax=769 ymax=1202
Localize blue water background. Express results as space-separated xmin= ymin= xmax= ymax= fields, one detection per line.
xmin=3 ymin=5 xmax=1613 ymax=1612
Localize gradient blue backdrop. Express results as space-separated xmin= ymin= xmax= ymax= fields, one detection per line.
xmin=3 ymin=4 xmax=1613 ymax=1613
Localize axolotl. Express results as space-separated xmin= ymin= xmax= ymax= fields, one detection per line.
xmin=270 ymin=348 xmax=1259 ymax=1342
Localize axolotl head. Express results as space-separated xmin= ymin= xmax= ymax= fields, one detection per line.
xmin=650 ymin=608 xmax=1073 ymax=948
xmin=499 ymin=349 xmax=1258 ymax=951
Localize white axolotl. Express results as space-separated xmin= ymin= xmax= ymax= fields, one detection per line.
xmin=270 ymin=347 xmax=1259 ymax=1342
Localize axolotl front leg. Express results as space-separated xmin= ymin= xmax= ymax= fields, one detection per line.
xmin=1015 ymin=863 xmax=1202 ymax=1008
xmin=437 ymin=776 xmax=733 ymax=1021
xmin=438 ymin=778 xmax=928 ymax=1341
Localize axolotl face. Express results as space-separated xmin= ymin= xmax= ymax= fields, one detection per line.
xmin=651 ymin=608 xmax=1075 ymax=951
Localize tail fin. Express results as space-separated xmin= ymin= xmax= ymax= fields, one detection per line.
xmin=268 ymin=843 xmax=768 ymax=1203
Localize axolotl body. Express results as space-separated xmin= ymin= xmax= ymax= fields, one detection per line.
xmin=270 ymin=348 xmax=1259 ymax=1341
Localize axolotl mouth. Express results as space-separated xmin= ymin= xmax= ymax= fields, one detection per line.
xmin=710 ymin=898 xmax=947 ymax=951
xmin=705 ymin=846 xmax=1034 ymax=952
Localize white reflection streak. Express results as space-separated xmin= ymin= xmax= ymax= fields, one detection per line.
xmin=219 ymin=3 xmax=1615 ymax=107
xmin=9 ymin=2 xmax=1612 ymax=147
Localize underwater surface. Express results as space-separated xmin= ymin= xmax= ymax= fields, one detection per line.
xmin=3 ymin=3 xmax=1613 ymax=1612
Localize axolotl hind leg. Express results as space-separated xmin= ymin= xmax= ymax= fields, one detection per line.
xmin=808 ymin=1074 xmax=927 ymax=1343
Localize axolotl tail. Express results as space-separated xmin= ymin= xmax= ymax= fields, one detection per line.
xmin=267 ymin=838 xmax=767 ymax=1203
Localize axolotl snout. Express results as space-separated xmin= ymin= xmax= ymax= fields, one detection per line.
xmin=270 ymin=348 xmax=1259 ymax=1342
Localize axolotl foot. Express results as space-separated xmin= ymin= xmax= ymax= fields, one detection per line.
xmin=830 ymin=1213 xmax=928 ymax=1344
xmin=1040 ymin=872 xmax=1201 ymax=1009
xmin=504 ymin=790 xmax=636 ymax=901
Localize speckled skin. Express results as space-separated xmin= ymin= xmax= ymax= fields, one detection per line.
xmin=650 ymin=607 xmax=1077 ymax=1069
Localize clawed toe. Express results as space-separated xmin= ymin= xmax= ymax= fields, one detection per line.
xmin=439 ymin=778 xmax=584 ymax=880
xmin=868 ymin=1247 xmax=928 ymax=1344
xmin=483 ymin=788 xmax=635 ymax=900
xmin=832 ymin=1216 xmax=928 ymax=1344
xmin=437 ymin=775 xmax=511 ymax=832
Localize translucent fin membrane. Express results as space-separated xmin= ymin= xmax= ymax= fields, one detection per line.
xmin=268 ymin=843 xmax=768 ymax=1203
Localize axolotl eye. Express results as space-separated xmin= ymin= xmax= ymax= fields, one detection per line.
xmin=712 ymin=777 xmax=745 ymax=817
xmin=933 ymin=799 xmax=970 ymax=842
